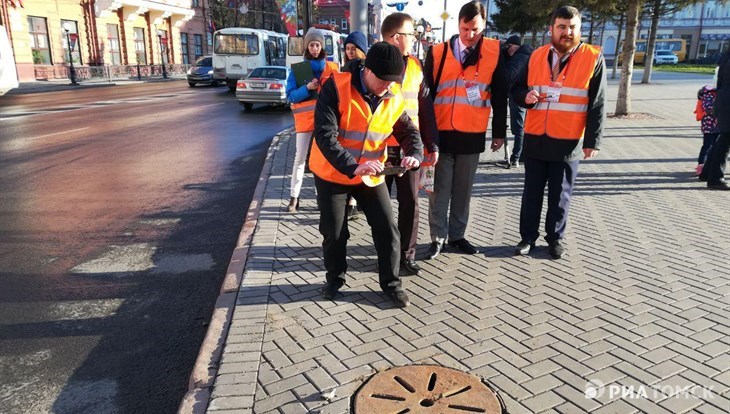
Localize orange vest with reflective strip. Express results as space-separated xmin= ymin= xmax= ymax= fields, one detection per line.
xmin=431 ymin=38 xmax=500 ymax=133
xmin=386 ymin=55 xmax=422 ymax=146
xmin=291 ymin=61 xmax=339 ymax=133
xmin=524 ymin=43 xmax=601 ymax=140
xmin=309 ymin=72 xmax=406 ymax=186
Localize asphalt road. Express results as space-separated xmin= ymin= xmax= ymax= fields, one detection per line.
xmin=0 ymin=81 xmax=293 ymax=414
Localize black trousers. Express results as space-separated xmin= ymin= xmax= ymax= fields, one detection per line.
xmin=385 ymin=147 xmax=420 ymax=260
xmin=314 ymin=176 xmax=402 ymax=292
xmin=705 ymin=132 xmax=729 ymax=184
xmin=520 ymin=157 xmax=580 ymax=244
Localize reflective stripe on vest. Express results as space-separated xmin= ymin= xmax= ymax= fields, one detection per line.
xmin=308 ymin=72 xmax=406 ymax=185
xmin=523 ymin=43 xmax=601 ymax=140
xmin=291 ymin=61 xmax=339 ymax=133
xmin=431 ymin=38 xmax=500 ymax=133
xmin=387 ymin=55 xmax=422 ymax=146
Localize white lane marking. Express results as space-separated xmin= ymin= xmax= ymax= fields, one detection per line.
xmin=26 ymin=127 xmax=90 ymax=141
xmin=189 ymin=102 xmax=225 ymax=109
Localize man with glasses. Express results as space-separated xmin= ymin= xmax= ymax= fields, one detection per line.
xmin=381 ymin=12 xmax=439 ymax=276
xmin=424 ymin=1 xmax=507 ymax=259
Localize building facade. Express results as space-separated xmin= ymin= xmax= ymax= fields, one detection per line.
xmin=0 ymin=0 xmax=215 ymax=82
xmin=316 ymin=0 xmax=374 ymax=37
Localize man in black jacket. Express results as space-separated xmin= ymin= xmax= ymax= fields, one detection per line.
xmin=312 ymin=42 xmax=424 ymax=307
xmin=381 ymin=12 xmax=440 ymax=276
xmin=513 ymin=6 xmax=606 ymax=259
xmin=423 ymin=1 xmax=508 ymax=258
xmin=499 ymin=35 xmax=533 ymax=168
xmin=703 ymin=49 xmax=729 ymax=190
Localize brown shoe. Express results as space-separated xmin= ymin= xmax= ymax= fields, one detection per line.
xmin=287 ymin=197 xmax=298 ymax=212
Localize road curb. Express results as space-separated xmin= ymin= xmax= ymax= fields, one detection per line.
xmin=177 ymin=127 xmax=292 ymax=414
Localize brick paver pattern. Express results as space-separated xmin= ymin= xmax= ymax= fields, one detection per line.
xmin=207 ymin=80 xmax=729 ymax=413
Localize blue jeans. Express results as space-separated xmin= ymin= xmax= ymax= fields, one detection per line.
xmin=509 ymin=98 xmax=526 ymax=162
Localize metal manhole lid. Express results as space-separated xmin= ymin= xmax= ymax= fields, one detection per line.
xmin=352 ymin=365 xmax=503 ymax=413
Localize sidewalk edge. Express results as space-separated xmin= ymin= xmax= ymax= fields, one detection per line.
xmin=177 ymin=127 xmax=292 ymax=414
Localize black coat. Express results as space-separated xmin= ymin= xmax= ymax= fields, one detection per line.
xmin=716 ymin=50 xmax=730 ymax=133
xmin=504 ymin=44 xmax=533 ymax=93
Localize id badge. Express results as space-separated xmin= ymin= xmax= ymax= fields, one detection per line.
xmin=465 ymin=82 xmax=481 ymax=104
xmin=546 ymin=81 xmax=562 ymax=103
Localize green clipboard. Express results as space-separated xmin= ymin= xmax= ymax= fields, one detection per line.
xmin=292 ymin=61 xmax=318 ymax=100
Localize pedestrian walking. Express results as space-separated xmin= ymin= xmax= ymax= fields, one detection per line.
xmin=513 ymin=5 xmax=607 ymax=259
xmin=423 ymin=0 xmax=507 ymax=259
xmin=694 ymin=85 xmax=718 ymax=176
xmin=498 ymin=35 xmax=533 ymax=169
xmin=310 ymin=42 xmax=424 ymax=307
xmin=701 ymin=49 xmax=729 ymax=190
xmin=286 ymin=28 xmax=339 ymax=213
xmin=381 ymin=12 xmax=439 ymax=276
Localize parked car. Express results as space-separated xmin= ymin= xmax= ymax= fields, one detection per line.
xmin=235 ymin=66 xmax=289 ymax=111
xmin=653 ymin=50 xmax=679 ymax=65
xmin=187 ymin=56 xmax=219 ymax=87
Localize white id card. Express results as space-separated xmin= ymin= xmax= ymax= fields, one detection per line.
xmin=546 ymin=81 xmax=562 ymax=103
xmin=465 ymin=83 xmax=481 ymax=104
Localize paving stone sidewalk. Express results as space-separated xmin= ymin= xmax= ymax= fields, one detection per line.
xmin=206 ymin=79 xmax=729 ymax=413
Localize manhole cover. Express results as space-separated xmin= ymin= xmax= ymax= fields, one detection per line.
xmin=352 ymin=365 xmax=504 ymax=413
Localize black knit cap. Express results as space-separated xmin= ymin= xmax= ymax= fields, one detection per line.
xmin=364 ymin=42 xmax=404 ymax=82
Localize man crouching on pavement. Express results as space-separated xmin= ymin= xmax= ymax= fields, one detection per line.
xmin=309 ymin=42 xmax=424 ymax=308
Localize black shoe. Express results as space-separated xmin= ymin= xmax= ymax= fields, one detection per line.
xmin=515 ymin=240 xmax=534 ymax=256
xmin=549 ymin=241 xmax=565 ymax=259
xmin=448 ymin=238 xmax=478 ymax=254
xmin=385 ymin=290 xmax=410 ymax=308
xmin=426 ymin=241 xmax=444 ymax=260
xmin=321 ymin=282 xmax=341 ymax=300
xmin=497 ymin=159 xmax=511 ymax=169
xmin=511 ymin=159 xmax=520 ymax=167
xmin=707 ymin=181 xmax=730 ymax=191
xmin=400 ymin=258 xmax=421 ymax=276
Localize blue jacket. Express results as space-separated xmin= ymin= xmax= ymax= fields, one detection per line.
xmin=286 ymin=59 xmax=326 ymax=104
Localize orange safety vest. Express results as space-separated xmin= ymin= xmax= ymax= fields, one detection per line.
xmin=431 ymin=38 xmax=500 ymax=133
xmin=524 ymin=43 xmax=601 ymax=140
xmin=291 ymin=60 xmax=339 ymax=133
xmin=309 ymin=72 xmax=406 ymax=186
xmin=386 ymin=55 xmax=422 ymax=146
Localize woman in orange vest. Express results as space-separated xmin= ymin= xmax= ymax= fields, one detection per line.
xmin=285 ymin=28 xmax=339 ymax=212
xmin=310 ymin=42 xmax=423 ymax=308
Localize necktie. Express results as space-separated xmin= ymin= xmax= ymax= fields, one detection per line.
xmin=462 ymin=46 xmax=473 ymax=63
xmin=551 ymin=54 xmax=562 ymax=81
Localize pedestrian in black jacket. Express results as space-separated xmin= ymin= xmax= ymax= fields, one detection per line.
xmin=702 ymin=49 xmax=730 ymax=190
xmin=311 ymin=42 xmax=424 ymax=307
xmin=513 ymin=6 xmax=606 ymax=259
xmin=499 ymin=35 xmax=533 ymax=168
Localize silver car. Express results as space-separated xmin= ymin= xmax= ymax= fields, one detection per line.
xmin=235 ymin=66 xmax=289 ymax=111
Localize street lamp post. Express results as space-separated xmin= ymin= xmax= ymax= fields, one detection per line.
xmin=62 ymin=23 xmax=79 ymax=85
xmin=416 ymin=24 xmax=424 ymax=60
xmin=156 ymin=29 xmax=168 ymax=79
